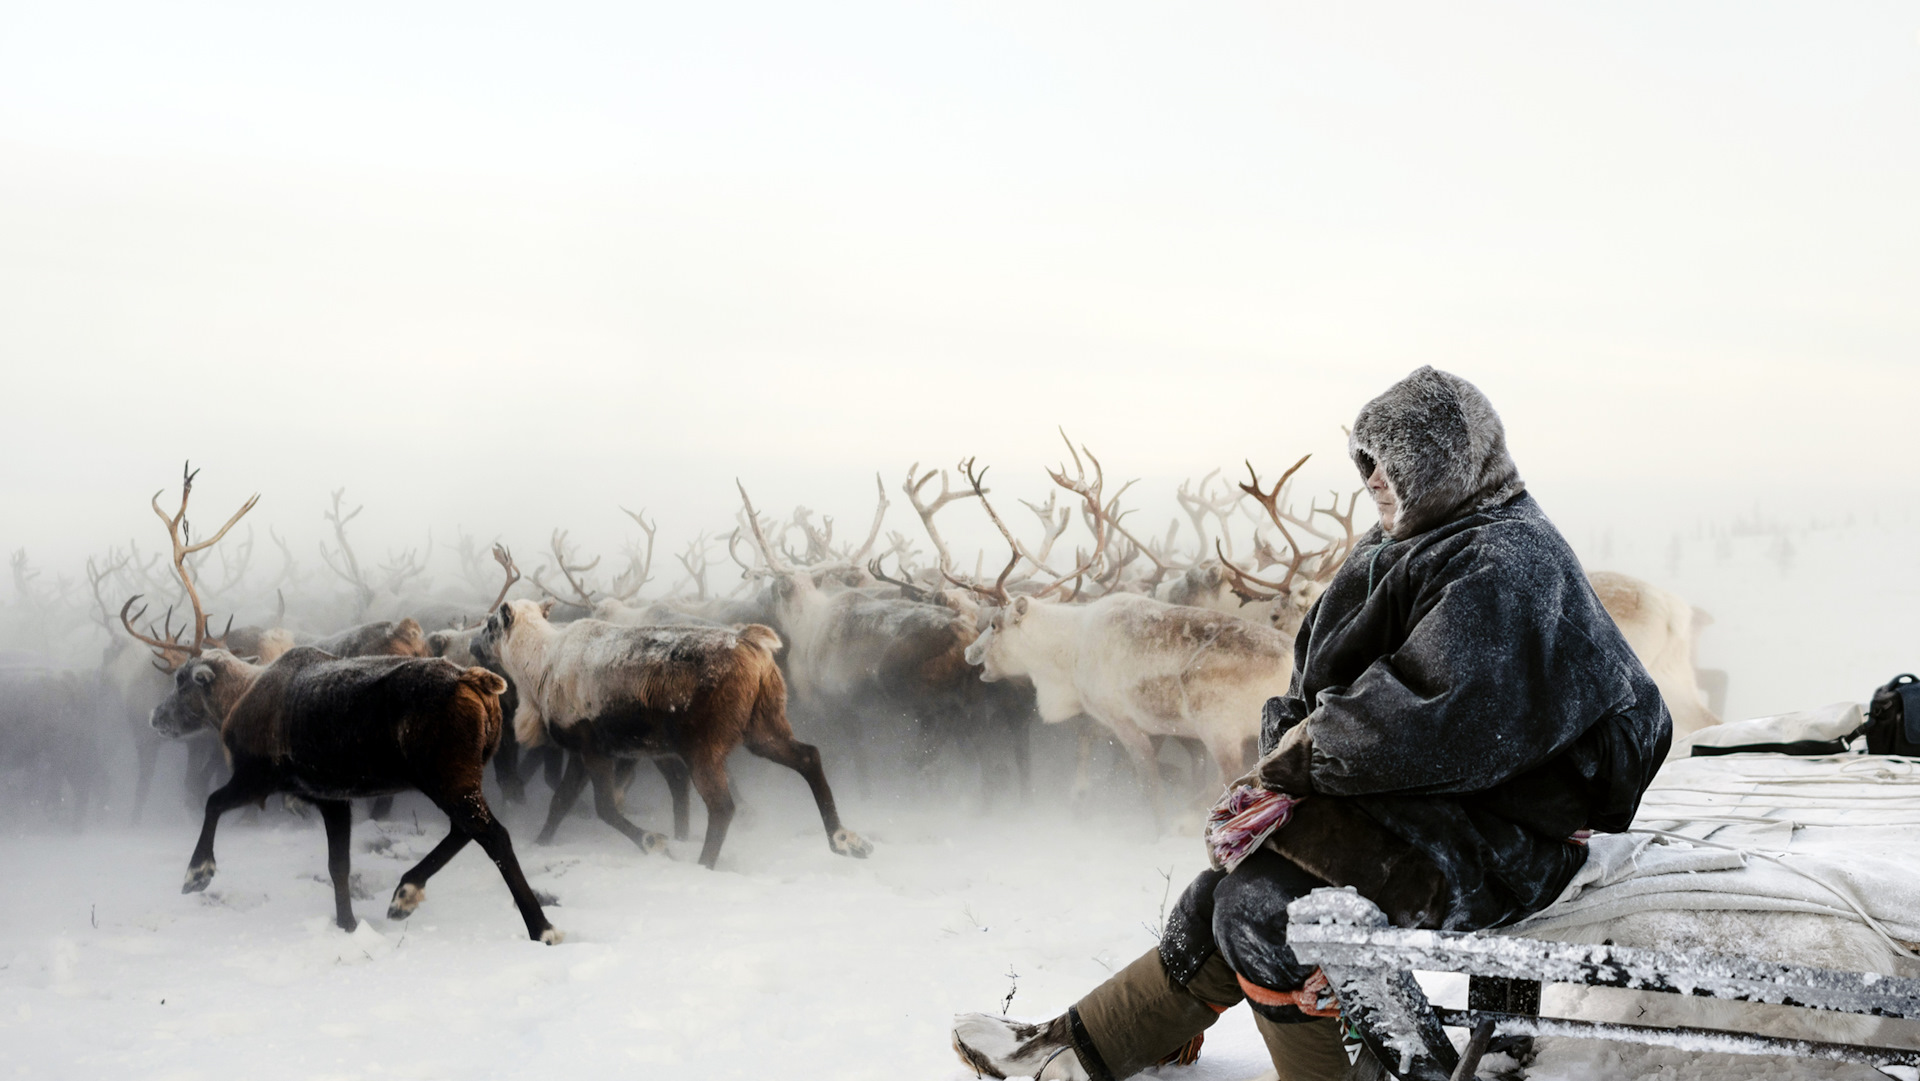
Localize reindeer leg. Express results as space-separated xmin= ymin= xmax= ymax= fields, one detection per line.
xmin=535 ymin=753 xmax=589 ymax=845
xmin=387 ymin=826 xmax=471 ymax=921
xmin=1009 ymin=709 xmax=1032 ymax=806
xmin=685 ymin=750 xmax=737 ymax=870
xmin=316 ymin=799 xmax=359 ymax=931
xmin=493 ymin=729 xmax=526 ymax=805
xmin=745 ymin=726 xmax=869 ymax=859
xmin=1071 ymin=716 xmax=1100 ymax=804
xmin=184 ymin=738 xmax=219 ymax=811
xmin=422 ymin=784 xmax=559 ymax=944
xmin=584 ymin=754 xmax=669 ymax=855
xmin=653 ymin=756 xmax=692 ymax=841
xmin=183 ymin=764 xmax=274 ymax=893
xmin=1106 ymin=723 xmax=1165 ymax=834
xmin=610 ymin=758 xmax=637 ymax=815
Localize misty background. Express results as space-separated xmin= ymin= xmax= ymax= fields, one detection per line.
xmin=4 ymin=2 xmax=1919 ymax=720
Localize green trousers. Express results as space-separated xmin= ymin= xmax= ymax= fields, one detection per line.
xmin=1070 ymin=947 xmax=1350 ymax=1081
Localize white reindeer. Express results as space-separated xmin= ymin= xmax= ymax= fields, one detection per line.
xmin=1587 ymin=570 xmax=1722 ymax=746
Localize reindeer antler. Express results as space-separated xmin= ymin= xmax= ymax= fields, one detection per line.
xmin=903 ymin=463 xmax=980 ymax=572
xmin=612 ymin=507 xmax=657 ymax=601
xmin=1029 ymin=431 xmax=1112 ymax=602
xmin=125 ymin=462 xmax=258 ymax=667
xmin=736 ymin=482 xmax=797 ymax=575
xmin=486 ymin=543 xmax=521 ymax=612
xmin=868 ymin=554 xmax=933 ymax=603
xmin=939 ymin=458 xmax=1024 ymax=606
xmin=531 ymin=529 xmax=602 ymax=610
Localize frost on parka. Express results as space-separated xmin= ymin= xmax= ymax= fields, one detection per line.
xmin=1259 ymin=366 xmax=1672 ymax=930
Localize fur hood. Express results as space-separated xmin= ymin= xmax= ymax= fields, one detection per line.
xmin=1349 ymin=366 xmax=1525 ymax=540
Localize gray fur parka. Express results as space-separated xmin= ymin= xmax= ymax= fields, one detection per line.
xmin=1258 ymin=367 xmax=1671 ymax=929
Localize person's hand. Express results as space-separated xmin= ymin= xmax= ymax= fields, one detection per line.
xmin=1241 ymin=721 xmax=1314 ymax=794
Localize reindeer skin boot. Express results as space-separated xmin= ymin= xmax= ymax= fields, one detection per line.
xmin=1252 ymin=1013 xmax=1352 ymax=1081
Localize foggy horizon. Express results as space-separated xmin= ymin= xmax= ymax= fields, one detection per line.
xmin=5 ymin=4 xmax=1918 ymax=561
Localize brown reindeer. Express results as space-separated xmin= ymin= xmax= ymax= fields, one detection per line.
xmin=150 ymin=647 xmax=560 ymax=942
xmin=480 ymin=599 xmax=871 ymax=868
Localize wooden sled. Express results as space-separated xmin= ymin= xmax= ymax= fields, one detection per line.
xmin=1285 ymin=888 xmax=1920 ymax=1080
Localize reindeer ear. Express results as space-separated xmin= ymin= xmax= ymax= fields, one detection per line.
xmin=498 ymin=603 xmax=513 ymax=630
xmin=539 ymin=600 xmax=555 ymax=618
xmin=1011 ymin=596 xmax=1031 ymax=620
xmin=191 ymin=666 xmax=215 ymax=687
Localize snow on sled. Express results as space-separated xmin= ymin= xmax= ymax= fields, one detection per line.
xmin=1289 ymin=737 xmax=1920 ymax=1080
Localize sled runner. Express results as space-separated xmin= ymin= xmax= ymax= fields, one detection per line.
xmin=1286 ymin=888 xmax=1920 ymax=1080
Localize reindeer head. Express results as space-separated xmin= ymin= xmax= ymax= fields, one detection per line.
xmin=963 ymin=595 xmax=1037 ymax=681
xmin=150 ymin=650 xmax=252 ymax=738
xmin=477 ymin=599 xmax=552 ymax=662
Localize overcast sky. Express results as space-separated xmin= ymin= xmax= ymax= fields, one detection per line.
xmin=3 ymin=2 xmax=1917 ymax=569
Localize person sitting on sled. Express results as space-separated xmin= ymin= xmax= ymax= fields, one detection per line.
xmin=954 ymin=366 xmax=1673 ymax=1081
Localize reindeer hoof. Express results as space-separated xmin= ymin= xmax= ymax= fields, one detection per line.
xmin=638 ymin=832 xmax=669 ymax=855
xmin=831 ymin=828 xmax=873 ymax=859
xmin=539 ymin=927 xmax=566 ymax=945
xmin=181 ymin=861 xmax=216 ymax=893
xmin=386 ymin=883 xmax=425 ymax=920
xmin=337 ymin=915 xmax=359 ymax=933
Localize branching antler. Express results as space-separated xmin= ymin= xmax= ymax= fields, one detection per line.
xmin=612 ymin=507 xmax=657 ymax=601
xmin=1307 ymin=489 xmax=1363 ymax=581
xmin=1015 ymin=492 xmax=1072 ymax=574
xmin=267 ymin=527 xmax=305 ymax=592
xmin=1177 ymin=469 xmax=1243 ymax=560
xmin=671 ymin=533 xmax=713 ymax=600
xmin=123 ymin=461 xmax=259 ymax=667
xmin=1214 ymin=538 xmax=1313 ymax=606
xmin=1028 ymin=431 xmax=1113 ymax=602
xmin=845 ymin=474 xmax=889 ymax=564
xmin=85 ymin=551 xmax=132 ymax=632
xmin=939 ymin=458 xmax=1024 ymax=606
xmin=903 ymin=463 xmax=979 ymax=572
xmin=531 ymin=529 xmax=602 ymax=610
xmin=377 ymin=528 xmax=432 ymax=596
xmin=486 ymin=543 xmax=521 ymax=612
xmin=868 ymin=554 xmax=934 ymax=603
xmin=318 ymin=488 xmax=374 ymax=613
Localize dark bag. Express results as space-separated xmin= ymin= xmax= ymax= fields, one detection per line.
xmin=1865 ymin=674 xmax=1920 ymax=756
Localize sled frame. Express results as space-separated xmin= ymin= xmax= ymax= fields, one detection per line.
xmin=1285 ymin=888 xmax=1920 ymax=1081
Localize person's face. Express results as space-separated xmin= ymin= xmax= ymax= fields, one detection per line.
xmin=1366 ymin=464 xmax=1397 ymax=533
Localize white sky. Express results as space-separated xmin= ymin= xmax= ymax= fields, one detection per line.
xmin=2 ymin=2 xmax=1917 ymax=566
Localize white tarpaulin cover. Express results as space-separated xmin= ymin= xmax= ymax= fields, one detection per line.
xmin=1503 ymin=752 xmax=1920 ymax=948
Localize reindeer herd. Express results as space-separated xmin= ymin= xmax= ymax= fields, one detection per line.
xmin=0 ymin=442 xmax=1727 ymax=941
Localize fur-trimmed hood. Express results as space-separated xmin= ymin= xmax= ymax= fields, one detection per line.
xmin=1350 ymin=367 xmax=1525 ymax=540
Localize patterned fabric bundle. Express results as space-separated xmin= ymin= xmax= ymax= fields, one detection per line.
xmin=1205 ymin=785 xmax=1301 ymax=873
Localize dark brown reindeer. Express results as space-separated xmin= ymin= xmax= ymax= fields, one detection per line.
xmin=150 ymin=647 xmax=560 ymax=942
xmin=479 ymin=598 xmax=871 ymax=868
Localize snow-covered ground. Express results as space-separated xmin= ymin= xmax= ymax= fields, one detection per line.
xmin=0 ymin=754 xmax=1905 ymax=1081
xmin=0 ymin=762 xmax=1287 ymax=1081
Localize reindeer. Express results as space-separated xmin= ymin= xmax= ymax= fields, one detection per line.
xmin=955 ymin=441 xmax=1315 ymax=825
xmin=479 ymin=599 xmax=871 ymax=868
xmin=149 ymin=645 xmax=558 ymax=942
xmin=736 ymin=478 xmax=1033 ymax=800
xmin=0 ymin=663 xmax=109 ymax=830
xmin=1587 ymin=570 xmax=1723 ymax=746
